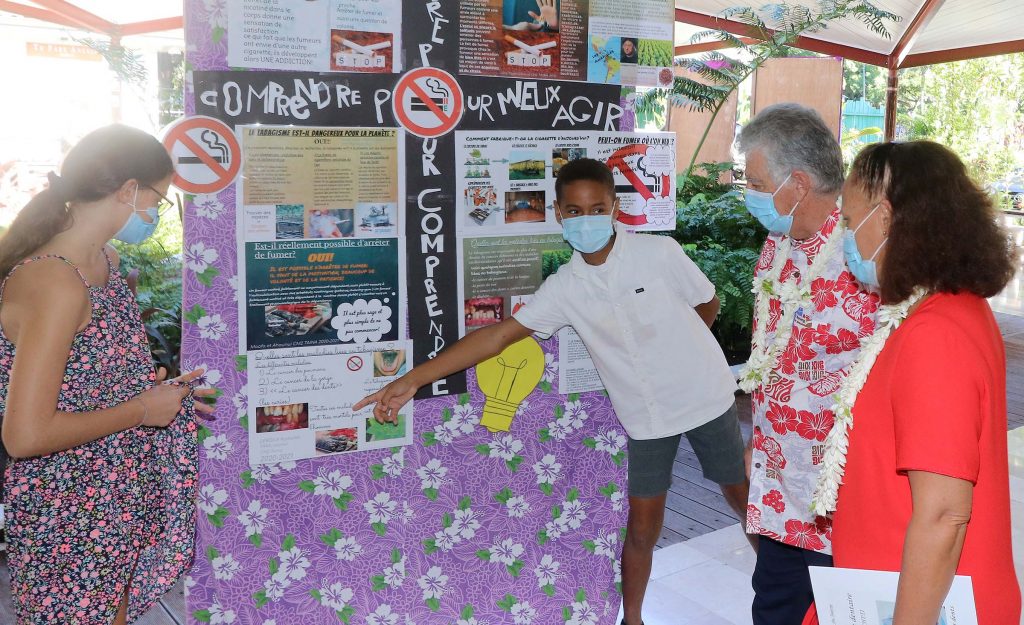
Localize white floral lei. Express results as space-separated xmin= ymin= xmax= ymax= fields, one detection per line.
xmin=738 ymin=223 xmax=846 ymax=393
xmin=810 ymin=288 xmax=928 ymax=515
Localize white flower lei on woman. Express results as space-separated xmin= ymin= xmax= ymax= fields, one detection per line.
xmin=810 ymin=288 xmax=928 ymax=515
xmin=737 ymin=224 xmax=846 ymax=393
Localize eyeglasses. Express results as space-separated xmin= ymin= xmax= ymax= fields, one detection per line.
xmin=145 ymin=185 xmax=181 ymax=218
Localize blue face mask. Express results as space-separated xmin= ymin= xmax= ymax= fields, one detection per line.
xmin=744 ymin=173 xmax=799 ymax=235
xmin=114 ymin=185 xmax=160 ymax=244
xmin=842 ymin=203 xmax=887 ymax=288
xmin=561 ymin=214 xmax=614 ymax=254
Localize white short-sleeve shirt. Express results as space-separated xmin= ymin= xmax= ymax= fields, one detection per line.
xmin=513 ymin=228 xmax=738 ymax=439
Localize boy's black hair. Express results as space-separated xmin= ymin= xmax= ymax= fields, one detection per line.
xmin=554 ymin=158 xmax=615 ymax=202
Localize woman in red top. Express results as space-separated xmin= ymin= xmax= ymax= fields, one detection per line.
xmin=808 ymin=141 xmax=1020 ymax=624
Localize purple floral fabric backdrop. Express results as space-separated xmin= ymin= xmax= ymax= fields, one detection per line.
xmin=181 ymin=2 xmax=629 ymax=624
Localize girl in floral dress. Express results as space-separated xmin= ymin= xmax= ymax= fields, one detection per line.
xmin=0 ymin=125 xmax=216 ymax=624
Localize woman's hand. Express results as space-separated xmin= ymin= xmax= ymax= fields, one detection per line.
xmin=136 ymin=367 xmax=217 ymax=427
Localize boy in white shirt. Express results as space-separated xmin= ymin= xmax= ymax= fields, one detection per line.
xmin=355 ymin=158 xmax=748 ymax=625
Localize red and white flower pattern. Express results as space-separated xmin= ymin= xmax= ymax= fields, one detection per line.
xmin=746 ymin=210 xmax=880 ymax=553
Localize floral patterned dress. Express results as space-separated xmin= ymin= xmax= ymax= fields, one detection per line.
xmin=0 ymin=253 xmax=197 ymax=624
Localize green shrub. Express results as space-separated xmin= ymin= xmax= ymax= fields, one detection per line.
xmin=669 ymin=163 xmax=766 ymax=364
xmin=113 ymin=208 xmax=184 ymax=375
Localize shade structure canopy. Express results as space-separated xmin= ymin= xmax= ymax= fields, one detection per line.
xmin=675 ymin=0 xmax=1024 ymax=69
xmin=0 ymin=0 xmax=182 ymax=38
xmin=674 ymin=0 xmax=1024 ymax=139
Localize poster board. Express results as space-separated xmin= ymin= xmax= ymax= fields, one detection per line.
xmin=180 ymin=0 xmax=675 ymax=623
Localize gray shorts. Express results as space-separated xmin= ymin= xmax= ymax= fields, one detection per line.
xmin=627 ymin=403 xmax=746 ymax=498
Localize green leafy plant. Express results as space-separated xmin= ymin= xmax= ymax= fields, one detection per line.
xmin=841 ymin=125 xmax=883 ymax=170
xmin=141 ymin=305 xmax=182 ymax=377
xmin=670 ymin=162 xmax=766 ymax=363
xmin=113 ymin=210 xmax=184 ymax=375
xmin=541 ymin=249 xmax=573 ymax=280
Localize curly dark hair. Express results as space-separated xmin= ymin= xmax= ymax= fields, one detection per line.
xmin=848 ymin=140 xmax=1016 ymax=303
xmin=554 ymin=158 xmax=614 ymax=201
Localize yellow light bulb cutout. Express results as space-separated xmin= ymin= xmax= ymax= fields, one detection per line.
xmin=475 ymin=337 xmax=545 ymax=432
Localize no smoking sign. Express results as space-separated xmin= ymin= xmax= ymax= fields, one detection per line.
xmin=162 ymin=116 xmax=241 ymax=194
xmin=392 ymin=67 xmax=464 ymax=138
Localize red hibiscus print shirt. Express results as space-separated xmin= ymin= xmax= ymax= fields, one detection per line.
xmin=746 ymin=208 xmax=879 ymax=553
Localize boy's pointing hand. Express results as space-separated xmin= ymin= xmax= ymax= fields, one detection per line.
xmin=354 ymin=375 xmax=419 ymax=424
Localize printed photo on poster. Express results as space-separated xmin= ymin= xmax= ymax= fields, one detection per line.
xmin=306 ymin=208 xmax=355 ymax=239
xmin=456 ymin=130 xmax=675 ymax=235
xmin=239 ymin=125 xmax=403 ymax=242
xmin=504 ymin=190 xmax=547 ymax=225
xmin=458 ymin=0 xmax=673 ymax=85
xmin=255 ymin=403 xmax=309 ymax=434
xmin=276 ymin=204 xmax=305 ymax=240
xmin=588 ymin=36 xmax=621 ymax=84
xmin=459 ymin=234 xmax=572 ymax=335
xmin=247 ymin=341 xmax=414 ymax=465
xmin=228 ymin=0 xmax=402 ymax=73
xmin=263 ymin=302 xmax=333 ymax=339
xmin=330 ymin=30 xmax=394 ymax=73
xmin=356 ymin=202 xmax=398 ymax=237
xmin=373 ymin=348 xmax=407 ymax=377
xmin=315 ymin=427 xmax=359 ymax=455
xmin=241 ymin=238 xmax=404 ymax=351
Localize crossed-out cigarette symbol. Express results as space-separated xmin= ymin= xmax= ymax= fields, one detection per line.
xmin=503 ymin=35 xmax=557 ymax=56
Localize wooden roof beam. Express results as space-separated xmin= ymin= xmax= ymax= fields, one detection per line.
xmin=674 ymin=38 xmax=757 ymax=56
xmin=118 ymin=16 xmax=184 ymax=37
xmin=0 ymin=0 xmax=96 ymax=31
xmin=890 ymin=0 xmax=947 ymax=68
xmin=900 ymin=39 xmax=1024 ymax=68
xmin=29 ymin=0 xmax=115 ymax=34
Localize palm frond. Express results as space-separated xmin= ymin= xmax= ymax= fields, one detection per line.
xmin=721 ymin=5 xmax=766 ymax=29
xmin=679 ymin=59 xmax=743 ymax=88
xmin=667 ymin=0 xmax=901 ymax=177
xmin=687 ymin=29 xmax=751 ymax=52
xmin=667 ymin=92 xmax=720 ymax=113
xmin=634 ymin=88 xmax=669 ymax=115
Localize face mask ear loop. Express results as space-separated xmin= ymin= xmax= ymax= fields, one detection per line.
xmin=770 ymin=172 xmax=793 ymax=200
xmin=772 ymin=172 xmax=802 ymax=218
xmin=852 ymin=203 xmax=882 ymax=242
xmin=868 ymin=237 xmax=888 ymax=262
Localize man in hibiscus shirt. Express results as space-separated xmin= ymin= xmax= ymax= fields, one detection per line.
xmin=737 ymin=103 xmax=879 ymax=624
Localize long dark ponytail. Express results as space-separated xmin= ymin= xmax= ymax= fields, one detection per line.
xmin=0 ymin=124 xmax=174 ymax=279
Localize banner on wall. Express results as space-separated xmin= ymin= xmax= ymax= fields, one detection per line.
xmin=228 ymin=0 xmax=403 ymax=73
xmin=234 ymin=125 xmax=412 ymax=464
xmin=458 ymin=234 xmax=605 ymax=394
xmin=455 ymin=130 xmax=676 ymax=235
xmin=180 ymin=0 xmax=673 ymax=621
xmin=457 ymin=0 xmax=675 ymax=86
xmin=193 ymin=71 xmax=631 ymax=394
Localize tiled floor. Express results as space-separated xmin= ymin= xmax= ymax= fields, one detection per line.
xmin=625 ymin=428 xmax=1024 ymax=625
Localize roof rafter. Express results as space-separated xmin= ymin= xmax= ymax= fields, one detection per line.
xmin=890 ymin=0 xmax=947 ymax=68
xmin=29 ymin=0 xmax=114 ymax=34
xmin=675 ymin=8 xmax=890 ymax=66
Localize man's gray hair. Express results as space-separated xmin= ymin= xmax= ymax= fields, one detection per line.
xmin=737 ymin=103 xmax=844 ymax=193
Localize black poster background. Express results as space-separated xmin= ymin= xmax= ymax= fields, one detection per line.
xmin=193 ymin=0 xmax=626 ymax=397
